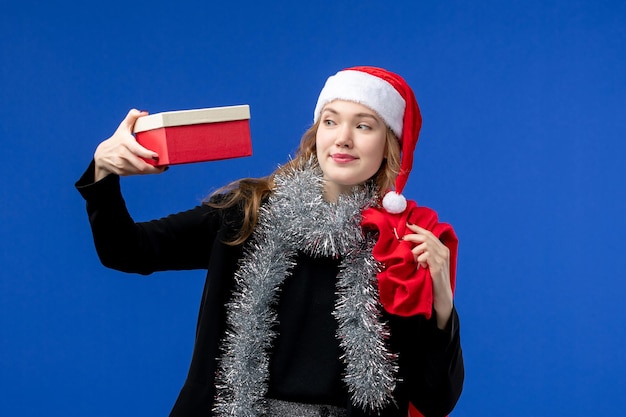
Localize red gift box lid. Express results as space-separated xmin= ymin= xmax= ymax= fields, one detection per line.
xmin=133 ymin=105 xmax=250 ymax=132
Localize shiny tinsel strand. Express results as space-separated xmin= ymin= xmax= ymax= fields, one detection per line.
xmin=335 ymin=244 xmax=398 ymax=412
xmin=213 ymin=158 xmax=397 ymax=416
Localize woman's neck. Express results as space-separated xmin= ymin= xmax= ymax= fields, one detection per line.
xmin=322 ymin=181 xmax=353 ymax=203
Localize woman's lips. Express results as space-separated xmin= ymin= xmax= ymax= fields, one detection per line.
xmin=331 ymin=153 xmax=357 ymax=163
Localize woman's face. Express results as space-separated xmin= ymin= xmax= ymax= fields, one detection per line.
xmin=316 ymin=100 xmax=387 ymax=201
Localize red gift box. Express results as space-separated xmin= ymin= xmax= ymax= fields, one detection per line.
xmin=133 ymin=105 xmax=252 ymax=166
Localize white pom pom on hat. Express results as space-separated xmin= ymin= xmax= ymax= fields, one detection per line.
xmin=382 ymin=191 xmax=407 ymax=214
xmin=314 ymin=66 xmax=422 ymax=213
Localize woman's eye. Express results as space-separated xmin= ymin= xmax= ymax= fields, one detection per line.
xmin=324 ymin=119 xmax=335 ymax=126
xmin=357 ymin=124 xmax=371 ymax=130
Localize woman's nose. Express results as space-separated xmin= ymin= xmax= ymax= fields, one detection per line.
xmin=334 ymin=125 xmax=353 ymax=147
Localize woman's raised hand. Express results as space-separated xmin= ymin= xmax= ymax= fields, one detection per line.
xmin=403 ymin=223 xmax=454 ymax=329
xmin=94 ymin=109 xmax=167 ymax=181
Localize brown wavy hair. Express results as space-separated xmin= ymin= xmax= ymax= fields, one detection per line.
xmin=207 ymin=119 xmax=401 ymax=245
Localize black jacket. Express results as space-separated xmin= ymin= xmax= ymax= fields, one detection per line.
xmin=76 ymin=163 xmax=464 ymax=417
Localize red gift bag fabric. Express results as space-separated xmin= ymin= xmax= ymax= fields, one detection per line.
xmin=361 ymin=199 xmax=458 ymax=318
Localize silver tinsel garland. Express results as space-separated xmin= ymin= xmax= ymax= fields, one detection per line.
xmin=213 ymin=159 xmax=398 ymax=416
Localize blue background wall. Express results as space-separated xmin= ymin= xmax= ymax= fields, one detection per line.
xmin=1 ymin=1 xmax=625 ymax=415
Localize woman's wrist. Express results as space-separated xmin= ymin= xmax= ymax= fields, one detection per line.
xmin=433 ymin=295 xmax=453 ymax=330
xmin=94 ymin=162 xmax=112 ymax=182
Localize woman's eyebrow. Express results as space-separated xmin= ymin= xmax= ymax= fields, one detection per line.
xmin=322 ymin=107 xmax=380 ymax=121
xmin=355 ymin=112 xmax=379 ymax=121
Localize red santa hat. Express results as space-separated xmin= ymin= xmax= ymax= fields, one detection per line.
xmin=314 ymin=66 xmax=422 ymax=213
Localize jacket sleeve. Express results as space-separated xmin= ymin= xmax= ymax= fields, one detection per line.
xmin=388 ymin=307 xmax=464 ymax=417
xmin=75 ymin=160 xmax=237 ymax=275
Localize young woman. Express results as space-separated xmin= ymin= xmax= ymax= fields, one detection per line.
xmin=76 ymin=66 xmax=464 ymax=417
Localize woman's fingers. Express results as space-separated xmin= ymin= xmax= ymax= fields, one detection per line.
xmin=410 ymin=242 xmax=436 ymax=270
xmin=116 ymin=109 xmax=159 ymax=161
xmin=117 ymin=108 xmax=147 ymax=133
xmin=405 ymin=222 xmax=439 ymax=238
xmin=114 ymin=146 xmax=158 ymax=175
xmin=404 ymin=223 xmax=454 ymax=329
xmin=403 ymin=223 xmax=449 ymax=271
xmin=94 ymin=109 xmax=164 ymax=180
xmin=125 ymin=136 xmax=159 ymax=162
